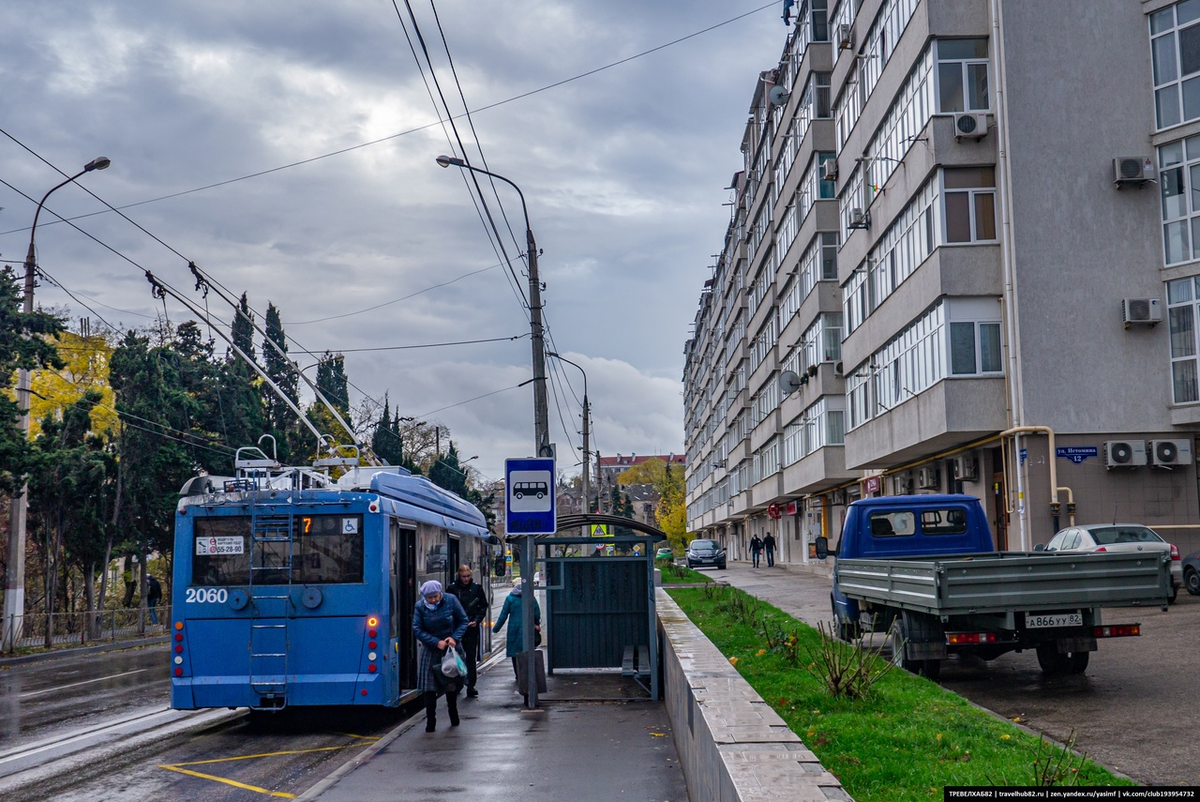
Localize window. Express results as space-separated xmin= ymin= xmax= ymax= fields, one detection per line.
xmin=920 ymin=507 xmax=969 ymax=535
xmin=869 ymin=511 xmax=915 ymax=537
xmin=1151 ymin=1 xmax=1200 ymax=130
xmin=193 ymin=514 xmax=365 ymax=586
xmin=1157 ymin=136 xmax=1200 ymax=265
xmin=936 ymin=38 xmax=990 ymax=112
xmin=943 ymin=167 xmax=997 ymax=243
xmin=949 ymin=321 xmax=1002 ymax=375
xmin=1167 ymin=276 xmax=1200 ymax=402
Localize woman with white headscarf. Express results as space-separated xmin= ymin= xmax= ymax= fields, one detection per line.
xmin=411 ymin=579 xmax=468 ymax=732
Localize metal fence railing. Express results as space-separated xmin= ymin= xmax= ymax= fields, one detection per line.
xmin=9 ymin=606 xmax=168 ymax=652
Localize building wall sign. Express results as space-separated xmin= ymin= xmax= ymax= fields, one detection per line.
xmin=1056 ymin=446 xmax=1098 ymax=465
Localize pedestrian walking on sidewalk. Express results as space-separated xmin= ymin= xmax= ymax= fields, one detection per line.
xmin=763 ymin=533 xmax=776 ymax=567
xmin=492 ymin=581 xmax=541 ymax=682
xmin=145 ymin=575 xmax=163 ymax=624
xmin=412 ymin=580 xmax=468 ymax=732
xmin=749 ymin=534 xmax=763 ymax=568
xmin=446 ymin=564 xmax=487 ymax=698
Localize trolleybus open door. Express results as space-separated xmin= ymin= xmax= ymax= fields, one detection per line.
xmin=395 ymin=525 xmax=418 ymax=689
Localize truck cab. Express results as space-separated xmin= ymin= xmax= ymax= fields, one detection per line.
xmin=818 ymin=494 xmax=992 ymax=640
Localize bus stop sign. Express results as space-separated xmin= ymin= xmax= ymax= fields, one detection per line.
xmin=506 ymin=457 xmax=556 ymax=535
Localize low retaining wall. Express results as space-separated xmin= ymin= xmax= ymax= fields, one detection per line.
xmin=656 ymin=589 xmax=851 ymax=802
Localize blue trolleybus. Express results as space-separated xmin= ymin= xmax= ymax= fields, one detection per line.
xmin=169 ymin=450 xmax=492 ymax=711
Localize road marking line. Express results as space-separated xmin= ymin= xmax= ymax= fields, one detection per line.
xmin=158 ymin=765 xmax=297 ymax=798
xmin=18 ymin=668 xmax=149 ymax=699
xmin=164 ymin=742 xmax=378 ymax=767
xmin=158 ymin=740 xmax=377 ymax=798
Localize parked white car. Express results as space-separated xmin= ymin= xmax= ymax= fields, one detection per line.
xmin=1040 ymin=523 xmax=1180 ymax=602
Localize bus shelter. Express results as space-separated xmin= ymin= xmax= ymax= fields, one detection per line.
xmin=511 ymin=514 xmax=665 ymax=700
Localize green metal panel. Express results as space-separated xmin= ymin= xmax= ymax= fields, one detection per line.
xmin=548 ymin=559 xmax=648 ymax=669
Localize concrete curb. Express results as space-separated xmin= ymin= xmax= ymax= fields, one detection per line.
xmin=0 ymin=636 xmax=169 ymax=668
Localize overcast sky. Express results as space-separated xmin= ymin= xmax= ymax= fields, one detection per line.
xmin=0 ymin=0 xmax=784 ymax=484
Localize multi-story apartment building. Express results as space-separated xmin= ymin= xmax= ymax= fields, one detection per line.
xmin=684 ymin=0 xmax=1200 ymax=567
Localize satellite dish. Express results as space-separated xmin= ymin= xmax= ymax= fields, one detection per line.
xmin=768 ymin=84 xmax=790 ymax=107
xmin=779 ymin=370 xmax=802 ymax=396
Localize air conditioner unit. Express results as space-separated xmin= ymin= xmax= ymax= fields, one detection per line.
xmin=953 ymin=112 xmax=989 ymax=140
xmin=837 ymin=23 xmax=854 ymax=50
xmin=951 ymin=455 xmax=979 ymax=482
xmin=1149 ymin=439 xmax=1194 ymax=467
xmin=1103 ymin=440 xmax=1147 ymax=468
xmin=891 ymin=474 xmax=912 ymax=495
xmin=822 ymin=159 xmax=839 ymax=181
xmin=848 ymin=208 xmax=869 ymax=229
xmin=917 ymin=466 xmax=940 ymax=490
xmin=1113 ymin=156 xmax=1154 ymax=187
xmin=1122 ymin=298 xmax=1162 ymax=327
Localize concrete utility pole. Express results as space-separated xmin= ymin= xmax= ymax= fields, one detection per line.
xmin=4 ymin=156 xmax=110 ymax=652
xmin=436 ymin=155 xmax=550 ymax=458
xmin=436 ymin=155 xmax=549 ymax=708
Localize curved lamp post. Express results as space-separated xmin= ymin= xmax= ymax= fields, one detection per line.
xmin=435 ymin=155 xmax=550 ymax=460
xmin=438 ymin=153 xmax=551 ymax=711
xmin=4 ymin=156 xmax=111 ymax=652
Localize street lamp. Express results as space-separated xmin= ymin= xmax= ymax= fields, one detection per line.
xmin=4 ymin=156 xmax=111 ymax=652
xmin=438 ymin=154 xmax=552 ymax=711
xmin=547 ymin=352 xmax=590 ymax=535
xmin=435 ymin=155 xmax=550 ymax=460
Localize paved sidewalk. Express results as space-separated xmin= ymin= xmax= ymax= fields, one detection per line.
xmin=299 ymin=653 xmax=689 ymax=802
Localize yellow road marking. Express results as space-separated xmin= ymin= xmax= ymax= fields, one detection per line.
xmin=158 ymin=765 xmax=296 ymax=798
xmin=158 ymin=738 xmax=379 ymax=796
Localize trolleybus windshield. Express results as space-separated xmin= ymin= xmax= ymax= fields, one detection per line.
xmin=192 ymin=514 xmax=364 ymax=585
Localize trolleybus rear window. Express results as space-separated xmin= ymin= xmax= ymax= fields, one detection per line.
xmin=192 ymin=515 xmax=364 ymax=585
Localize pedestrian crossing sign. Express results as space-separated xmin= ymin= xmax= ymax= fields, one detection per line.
xmin=591 ymin=524 xmax=608 ymax=536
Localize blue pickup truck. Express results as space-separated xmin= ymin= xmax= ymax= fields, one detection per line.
xmin=816 ymin=494 xmax=1172 ymax=680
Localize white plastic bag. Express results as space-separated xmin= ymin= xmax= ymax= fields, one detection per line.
xmin=440 ymin=648 xmax=460 ymax=678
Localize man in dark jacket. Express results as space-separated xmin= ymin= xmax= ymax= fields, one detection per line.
xmin=446 ymin=565 xmax=488 ymax=698
xmin=145 ymin=575 xmax=163 ymax=624
xmin=763 ymin=532 xmax=777 ymax=567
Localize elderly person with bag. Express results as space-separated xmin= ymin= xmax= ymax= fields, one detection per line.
xmin=412 ymin=579 xmax=468 ymax=732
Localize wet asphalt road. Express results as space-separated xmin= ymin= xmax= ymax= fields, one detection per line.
xmin=709 ymin=559 xmax=1198 ymax=786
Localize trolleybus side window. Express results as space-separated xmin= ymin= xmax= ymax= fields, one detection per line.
xmin=193 ymin=514 xmax=365 ymax=585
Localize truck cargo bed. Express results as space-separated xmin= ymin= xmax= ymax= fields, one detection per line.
xmin=834 ymin=550 xmax=1171 ymax=617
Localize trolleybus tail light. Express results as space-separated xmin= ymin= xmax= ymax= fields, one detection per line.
xmin=367 ymin=616 xmax=378 ymax=638
xmin=369 ymin=502 xmax=379 ymax=513
xmin=173 ymin=621 xmax=185 ymax=675
xmin=946 ymin=632 xmax=997 ymax=645
xmin=1095 ymin=624 xmax=1139 ymax=638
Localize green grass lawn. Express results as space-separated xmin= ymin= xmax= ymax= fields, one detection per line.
xmin=656 ymin=561 xmax=715 ymax=584
xmin=668 ymin=585 xmax=1133 ymax=800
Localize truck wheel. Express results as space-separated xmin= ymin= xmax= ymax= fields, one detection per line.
xmin=1065 ymin=651 xmax=1089 ymax=674
xmin=1036 ymin=642 xmax=1067 ymax=674
xmin=887 ymin=618 xmax=921 ymax=673
xmin=921 ymin=659 xmax=942 ymax=681
xmin=831 ymin=598 xmax=859 ymax=642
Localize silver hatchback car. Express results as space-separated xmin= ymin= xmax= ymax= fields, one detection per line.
xmin=1042 ymin=523 xmax=1181 ymax=602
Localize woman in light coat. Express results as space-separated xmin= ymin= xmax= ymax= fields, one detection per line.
xmin=492 ymin=580 xmax=541 ymax=679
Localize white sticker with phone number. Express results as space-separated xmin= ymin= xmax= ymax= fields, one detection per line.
xmin=196 ymin=536 xmax=244 ymax=555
